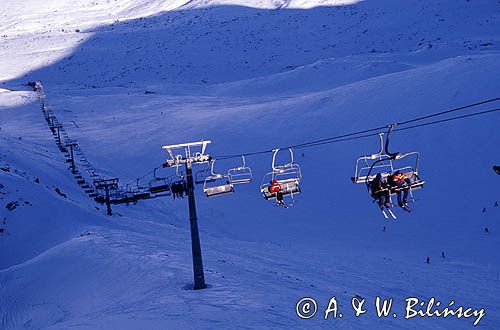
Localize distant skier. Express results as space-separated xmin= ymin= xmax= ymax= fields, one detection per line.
xmin=171 ymin=182 xmax=179 ymax=199
xmin=389 ymin=170 xmax=411 ymax=209
xmin=269 ymin=179 xmax=285 ymax=206
xmin=171 ymin=182 xmax=184 ymax=199
xmin=370 ymin=173 xmax=391 ymax=210
xmin=178 ymin=182 xmax=183 ymax=198
xmin=493 ymin=165 xmax=500 ymax=175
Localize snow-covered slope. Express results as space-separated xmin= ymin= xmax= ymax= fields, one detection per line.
xmin=2 ymin=0 xmax=499 ymax=85
xmin=1 ymin=1 xmax=500 ymax=329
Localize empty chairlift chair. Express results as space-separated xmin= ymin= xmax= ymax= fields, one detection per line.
xmin=132 ymin=178 xmax=152 ymax=201
xmin=260 ymin=148 xmax=302 ymax=203
xmin=228 ymin=156 xmax=253 ymax=185
xmin=203 ymin=160 xmax=234 ymax=197
xmin=194 ymin=163 xmax=213 ymax=185
xmin=123 ymin=184 xmax=136 ymax=204
xmin=148 ymin=168 xmax=171 ymax=197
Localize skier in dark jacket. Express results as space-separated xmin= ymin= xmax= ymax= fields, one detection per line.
xmin=171 ymin=182 xmax=179 ymax=199
xmin=370 ymin=173 xmax=391 ymax=210
xmin=389 ymin=170 xmax=412 ymax=207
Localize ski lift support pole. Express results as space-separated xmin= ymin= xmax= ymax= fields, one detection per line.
xmin=66 ymin=141 xmax=78 ymax=173
xmin=94 ymin=178 xmax=119 ymax=216
xmin=53 ymin=123 xmax=63 ymax=144
xmin=162 ymin=140 xmax=211 ymax=290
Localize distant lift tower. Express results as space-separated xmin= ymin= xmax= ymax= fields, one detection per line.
xmin=162 ymin=141 xmax=211 ymax=290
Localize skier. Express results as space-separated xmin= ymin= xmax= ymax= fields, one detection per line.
xmin=181 ymin=181 xmax=189 ymax=197
xmin=493 ymin=165 xmax=500 ymax=175
xmin=370 ymin=173 xmax=391 ymax=210
xmin=172 ymin=182 xmax=184 ymax=199
xmin=389 ymin=170 xmax=411 ymax=209
xmin=171 ymin=182 xmax=179 ymax=199
xmin=269 ymin=179 xmax=285 ymax=206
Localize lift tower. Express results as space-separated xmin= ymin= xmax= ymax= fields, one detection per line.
xmin=162 ymin=141 xmax=211 ymax=290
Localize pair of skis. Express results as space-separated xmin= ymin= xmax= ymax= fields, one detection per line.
xmin=380 ymin=203 xmax=411 ymax=219
xmin=381 ymin=207 xmax=397 ymax=219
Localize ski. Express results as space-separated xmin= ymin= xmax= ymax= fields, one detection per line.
xmin=387 ymin=208 xmax=397 ymax=219
xmin=381 ymin=209 xmax=389 ymax=219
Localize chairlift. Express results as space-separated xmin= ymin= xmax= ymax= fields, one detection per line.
xmin=124 ymin=184 xmax=136 ymax=202
xmin=203 ymin=160 xmax=234 ymax=197
xmin=169 ymin=165 xmax=186 ymax=185
xmin=132 ymin=178 xmax=151 ymax=201
xmin=195 ymin=163 xmax=213 ymax=185
xmin=228 ymin=155 xmax=253 ymax=185
xmin=148 ymin=168 xmax=171 ymax=197
xmin=260 ymin=148 xmax=302 ymax=205
xmin=111 ymin=187 xmax=129 ymax=204
xmin=352 ymin=125 xmax=424 ymax=206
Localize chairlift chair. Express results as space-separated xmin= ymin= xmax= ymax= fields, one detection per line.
xmin=260 ymin=149 xmax=302 ymax=203
xmin=352 ymin=127 xmax=424 ymax=204
xmin=132 ymin=178 xmax=151 ymax=201
xmin=228 ymin=156 xmax=253 ymax=185
xmin=123 ymin=184 xmax=136 ymax=203
xmin=194 ymin=163 xmax=213 ymax=185
xmin=148 ymin=168 xmax=171 ymax=197
xmin=169 ymin=165 xmax=187 ymax=186
xmin=203 ymin=160 xmax=234 ymax=197
xmin=149 ymin=178 xmax=171 ymax=196
xmin=111 ymin=188 xmax=129 ymax=204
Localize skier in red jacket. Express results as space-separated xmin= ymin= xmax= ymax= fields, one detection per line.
xmin=269 ymin=179 xmax=285 ymax=206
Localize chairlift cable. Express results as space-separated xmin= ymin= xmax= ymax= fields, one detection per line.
xmin=129 ymin=98 xmax=500 ymax=187
xmin=124 ymin=165 xmax=162 ymax=186
xmin=393 ymin=107 xmax=500 ymax=133
xmin=213 ymin=98 xmax=500 ymax=160
xmin=396 ymin=96 xmax=500 ymax=126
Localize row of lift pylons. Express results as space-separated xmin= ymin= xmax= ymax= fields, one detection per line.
xmin=33 ymin=81 xmax=425 ymax=217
